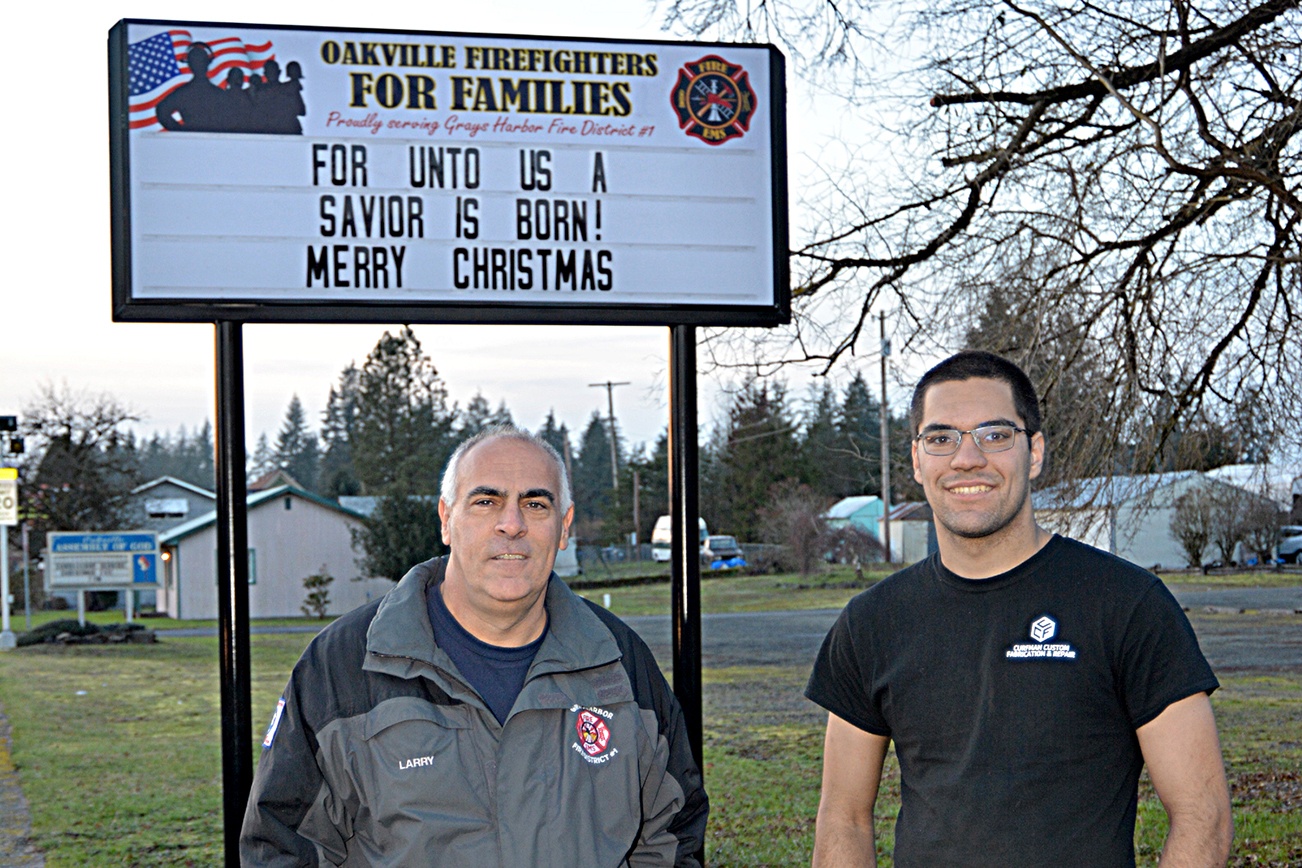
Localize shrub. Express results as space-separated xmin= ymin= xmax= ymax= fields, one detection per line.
xmin=301 ymin=565 xmax=334 ymax=619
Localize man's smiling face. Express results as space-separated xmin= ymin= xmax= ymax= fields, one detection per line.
xmin=438 ymin=436 xmax=573 ymax=627
xmin=912 ymin=377 xmax=1044 ymax=542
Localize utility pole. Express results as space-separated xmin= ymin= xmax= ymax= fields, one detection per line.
xmin=588 ymin=380 xmax=629 ymax=493
xmin=879 ymin=312 xmax=893 ymax=564
xmin=21 ymin=521 xmax=31 ymax=631
xmin=0 ymin=415 xmax=23 ymax=651
xmin=631 ymin=469 xmax=641 ymax=548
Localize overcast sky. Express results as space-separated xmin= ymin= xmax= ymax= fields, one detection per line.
xmin=2 ymin=1 xmax=900 ymax=456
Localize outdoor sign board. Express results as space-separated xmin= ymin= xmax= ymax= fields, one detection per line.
xmin=0 ymin=468 xmax=16 ymax=526
xmin=109 ymin=20 xmax=789 ymax=326
xmin=46 ymin=531 xmax=160 ymax=590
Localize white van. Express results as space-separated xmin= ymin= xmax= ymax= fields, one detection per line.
xmin=650 ymin=515 xmax=709 ymax=562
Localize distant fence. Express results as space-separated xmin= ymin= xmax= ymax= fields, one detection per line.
xmin=567 ymin=542 xmax=797 ymax=589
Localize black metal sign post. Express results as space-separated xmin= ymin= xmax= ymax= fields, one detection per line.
xmin=668 ymin=325 xmax=703 ymax=762
xmin=668 ymin=324 xmax=705 ymax=865
xmin=214 ymin=321 xmax=253 ymax=864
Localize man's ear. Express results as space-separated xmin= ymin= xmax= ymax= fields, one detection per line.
xmin=912 ymin=440 xmax=923 ymax=484
xmin=1029 ymin=431 xmax=1046 ymax=481
xmin=558 ymin=504 xmax=575 ymax=549
xmin=438 ymin=498 xmax=452 ymax=546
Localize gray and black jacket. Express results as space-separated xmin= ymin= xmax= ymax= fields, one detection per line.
xmin=240 ymin=556 xmax=708 ymax=866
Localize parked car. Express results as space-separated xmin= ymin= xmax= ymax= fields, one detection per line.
xmin=1279 ymin=526 xmax=1302 ymax=564
xmin=702 ymin=535 xmax=746 ymax=570
xmin=599 ymin=545 xmax=626 ymax=562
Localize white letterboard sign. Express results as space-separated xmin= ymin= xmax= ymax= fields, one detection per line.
xmin=109 ymin=19 xmax=790 ymax=325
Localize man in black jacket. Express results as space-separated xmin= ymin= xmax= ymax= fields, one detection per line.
xmin=241 ymin=425 xmax=707 ymax=866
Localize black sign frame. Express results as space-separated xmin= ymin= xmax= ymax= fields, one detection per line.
xmin=109 ymin=19 xmax=790 ymax=327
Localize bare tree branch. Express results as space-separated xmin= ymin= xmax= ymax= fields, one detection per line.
xmin=667 ymin=0 xmax=1302 ymax=481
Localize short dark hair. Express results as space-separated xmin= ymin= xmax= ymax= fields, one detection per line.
xmin=909 ymin=350 xmax=1042 ymax=436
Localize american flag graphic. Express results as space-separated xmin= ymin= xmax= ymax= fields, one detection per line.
xmin=128 ymin=30 xmax=276 ymax=130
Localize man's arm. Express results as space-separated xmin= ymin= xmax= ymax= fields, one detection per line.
xmin=595 ymin=607 xmax=707 ymax=867
xmin=240 ymin=647 xmax=352 ymax=865
xmin=811 ymin=713 xmax=890 ymax=867
xmin=1136 ymin=692 xmax=1233 ymax=867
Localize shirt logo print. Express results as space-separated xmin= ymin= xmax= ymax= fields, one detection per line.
xmin=1006 ymin=613 xmax=1077 ymax=660
xmin=1030 ymin=616 xmax=1056 ymax=643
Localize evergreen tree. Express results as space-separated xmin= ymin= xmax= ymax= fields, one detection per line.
xmin=697 ymin=426 xmax=727 ymax=532
xmin=457 ymin=391 xmax=494 ymax=440
xmin=455 ymin=391 xmax=512 ymax=440
xmin=536 ymin=409 xmax=572 ymax=467
xmin=351 ymin=327 xmax=455 ymax=494
xmin=349 ymin=327 xmax=455 ymax=580
xmin=1229 ymin=385 xmax=1272 ymax=465
xmin=704 ymin=380 xmax=802 ymax=541
xmin=137 ymin=432 xmax=166 ymax=480
xmin=489 ymin=400 xmax=514 ymax=428
xmin=249 ymin=432 xmax=276 ymax=483
xmin=835 ymin=372 xmax=882 ymax=497
xmin=352 ymin=487 xmax=444 ymax=581
xmin=888 ymin=411 xmax=924 ymax=505
xmin=626 ymin=431 xmax=670 ymax=544
xmin=137 ymin=431 xmax=176 ymax=484
xmin=274 ymin=394 xmax=320 ymax=491
xmin=319 ymin=364 xmax=361 ymax=497
xmin=135 ymin=422 xmax=215 ymax=489
xmin=573 ymin=411 xmax=617 ymax=540
xmin=189 ymin=420 xmax=216 ymax=488
xmin=799 ymin=381 xmax=844 ymax=498
xmin=964 ymin=281 xmax=1115 ymax=486
xmin=536 ymin=409 xmax=574 ymax=506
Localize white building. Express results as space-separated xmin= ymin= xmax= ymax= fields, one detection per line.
xmin=880 ymin=502 xmax=936 ymax=564
xmin=157 ymin=485 xmax=392 ymax=620
xmin=1204 ymin=462 xmax=1300 ymax=511
xmin=129 ymin=476 xmax=217 ymax=534
xmin=1033 ymin=471 xmax=1278 ymax=570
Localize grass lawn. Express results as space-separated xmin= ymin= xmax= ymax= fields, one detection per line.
xmin=15 ymin=609 xmax=336 ymax=633
xmin=700 ymin=666 xmax=1302 ymax=867
xmin=0 ymin=568 xmax=1298 ymax=866
xmin=578 ymin=564 xmax=894 ymax=618
xmin=1157 ymin=567 xmax=1302 ymax=590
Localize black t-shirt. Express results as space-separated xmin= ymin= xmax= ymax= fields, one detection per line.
xmin=805 ymin=535 xmax=1218 ymax=867
xmin=427 ymin=583 xmax=546 ymax=725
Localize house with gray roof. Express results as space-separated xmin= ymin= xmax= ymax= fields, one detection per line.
xmin=156 ymin=485 xmax=392 ymax=619
xmin=1033 ymin=471 xmax=1278 ymax=570
xmin=129 ymin=476 xmax=217 ymax=534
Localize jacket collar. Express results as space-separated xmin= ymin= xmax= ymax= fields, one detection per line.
xmin=366 ymin=555 xmax=621 ymax=676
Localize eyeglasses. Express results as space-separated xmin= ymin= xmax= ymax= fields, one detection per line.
xmin=914 ymin=425 xmax=1029 ymax=456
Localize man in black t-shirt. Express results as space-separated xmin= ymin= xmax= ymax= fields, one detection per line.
xmin=805 ymin=351 xmax=1233 ymax=867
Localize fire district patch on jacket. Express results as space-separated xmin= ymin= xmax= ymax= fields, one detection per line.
xmin=571 ymin=705 xmax=617 ymax=764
